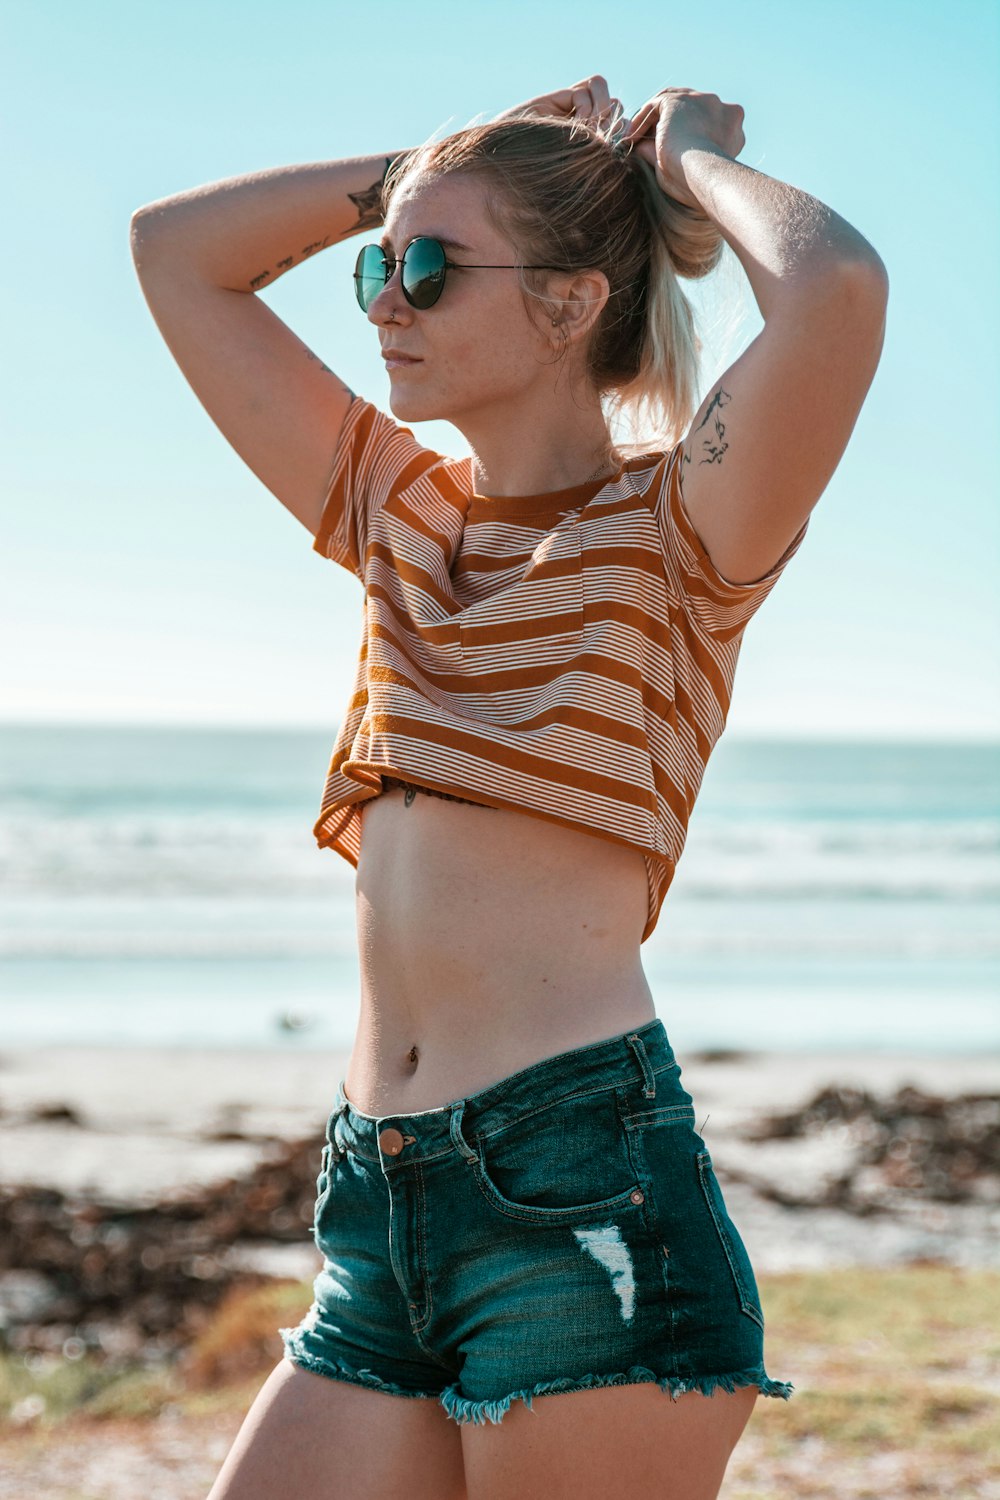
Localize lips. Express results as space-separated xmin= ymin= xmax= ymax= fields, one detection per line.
xmin=381 ymin=350 xmax=422 ymax=363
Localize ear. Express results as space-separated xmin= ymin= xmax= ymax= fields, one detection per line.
xmin=539 ymin=268 xmax=611 ymax=343
xmin=548 ymin=266 xmax=610 ymax=344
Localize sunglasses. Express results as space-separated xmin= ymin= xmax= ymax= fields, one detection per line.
xmin=353 ymin=236 xmax=574 ymax=312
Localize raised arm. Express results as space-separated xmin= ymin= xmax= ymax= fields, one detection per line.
xmin=623 ymin=87 xmax=888 ymax=593
xmin=129 ymin=152 xmax=411 ymax=538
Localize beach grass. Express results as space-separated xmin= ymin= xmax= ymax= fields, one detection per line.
xmin=726 ymin=1264 xmax=1000 ymax=1496
xmin=2 ymin=1266 xmax=998 ymax=1498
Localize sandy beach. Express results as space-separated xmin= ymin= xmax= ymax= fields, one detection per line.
xmin=2 ymin=1041 xmax=998 ymax=1274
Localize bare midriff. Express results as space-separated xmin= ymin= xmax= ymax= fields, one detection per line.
xmin=343 ymin=778 xmax=657 ymax=1117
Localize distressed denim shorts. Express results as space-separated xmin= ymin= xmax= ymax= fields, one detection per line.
xmin=279 ymin=1019 xmax=794 ymax=1426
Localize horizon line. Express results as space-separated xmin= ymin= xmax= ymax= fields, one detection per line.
xmin=1 ymin=717 xmax=998 ymax=749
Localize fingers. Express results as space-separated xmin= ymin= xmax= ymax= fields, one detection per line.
xmin=586 ymin=74 xmax=613 ymax=117
xmin=567 ymin=73 xmax=617 ymax=125
xmin=570 ymin=84 xmax=594 ymax=117
xmin=622 ymin=85 xmax=686 ymax=141
xmin=622 ymin=99 xmax=657 ymax=142
xmin=519 ymin=74 xmax=626 ymax=134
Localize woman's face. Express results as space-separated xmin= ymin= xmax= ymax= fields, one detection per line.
xmin=367 ymin=172 xmax=570 ymax=425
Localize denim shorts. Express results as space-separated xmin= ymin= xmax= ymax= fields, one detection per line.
xmin=279 ymin=1019 xmax=794 ymax=1426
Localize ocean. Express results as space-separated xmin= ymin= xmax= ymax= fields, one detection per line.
xmin=1 ymin=723 xmax=997 ymax=1055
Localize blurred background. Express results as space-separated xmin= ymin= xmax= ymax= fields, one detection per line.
xmin=2 ymin=0 xmax=998 ymax=1057
xmin=2 ymin=6 xmax=998 ymax=1493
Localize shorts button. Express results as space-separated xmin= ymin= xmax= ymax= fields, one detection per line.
xmin=379 ymin=1127 xmax=406 ymax=1155
xmin=630 ymin=1189 xmax=645 ymax=1204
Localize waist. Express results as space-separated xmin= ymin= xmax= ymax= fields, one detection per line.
xmin=347 ymin=782 xmax=655 ymax=1112
xmin=338 ymin=1020 xmax=681 ymax=1147
xmin=345 ymin=981 xmax=658 ymax=1117
xmin=349 ymin=907 xmax=656 ymax=1115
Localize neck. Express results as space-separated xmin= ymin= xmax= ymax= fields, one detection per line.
xmin=456 ymin=390 xmax=618 ymax=498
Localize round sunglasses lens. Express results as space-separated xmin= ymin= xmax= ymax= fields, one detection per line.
xmin=354 ymin=245 xmax=387 ymax=311
xmin=402 ymin=238 xmax=446 ymax=308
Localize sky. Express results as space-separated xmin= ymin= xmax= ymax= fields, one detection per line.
xmin=2 ymin=0 xmax=998 ymax=742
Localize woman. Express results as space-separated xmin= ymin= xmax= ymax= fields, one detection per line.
xmin=131 ymin=75 xmax=888 ymax=1500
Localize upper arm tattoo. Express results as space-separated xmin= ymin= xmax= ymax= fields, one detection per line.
xmin=690 ymin=387 xmax=732 ymax=466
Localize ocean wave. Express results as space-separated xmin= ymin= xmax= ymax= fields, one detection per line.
xmin=1 ymin=813 xmax=998 ymax=899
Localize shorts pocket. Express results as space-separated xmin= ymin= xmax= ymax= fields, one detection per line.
xmin=468 ymin=1086 xmax=646 ymax=1226
xmin=696 ymin=1150 xmax=765 ymax=1331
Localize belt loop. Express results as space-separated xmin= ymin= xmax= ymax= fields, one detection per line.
xmin=448 ymin=1099 xmax=479 ymax=1164
xmin=330 ymin=1098 xmax=350 ymax=1159
xmin=626 ymin=1032 xmax=656 ymax=1098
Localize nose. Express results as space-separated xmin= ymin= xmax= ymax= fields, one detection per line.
xmin=365 ymin=261 xmax=409 ymax=327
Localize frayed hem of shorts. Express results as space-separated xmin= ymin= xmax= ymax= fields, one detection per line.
xmin=278 ymin=1327 xmax=441 ymax=1402
xmin=440 ymin=1364 xmax=795 ymax=1426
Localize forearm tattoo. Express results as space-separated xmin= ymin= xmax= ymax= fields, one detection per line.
xmin=346 ymin=155 xmax=396 ymax=232
xmin=245 ymin=154 xmax=407 ymax=293
xmin=248 ymin=232 xmax=331 ymax=292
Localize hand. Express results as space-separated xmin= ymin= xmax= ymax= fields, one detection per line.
xmin=494 ymin=74 xmax=624 ymax=135
xmin=620 ymin=87 xmax=746 ymax=210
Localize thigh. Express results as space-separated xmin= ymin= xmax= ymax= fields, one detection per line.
xmin=461 ymin=1380 xmax=758 ymax=1500
xmin=206 ymin=1359 xmax=467 ymax=1500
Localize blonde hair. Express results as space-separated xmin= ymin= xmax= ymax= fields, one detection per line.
xmin=381 ymin=115 xmax=727 ymax=454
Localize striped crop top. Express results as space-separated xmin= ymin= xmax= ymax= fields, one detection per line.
xmin=309 ymin=396 xmax=809 ymax=943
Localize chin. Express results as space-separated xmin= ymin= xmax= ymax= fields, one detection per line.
xmin=385 ymin=385 xmax=437 ymax=423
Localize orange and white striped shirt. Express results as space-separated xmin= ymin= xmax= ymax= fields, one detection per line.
xmin=311 ymin=396 xmax=809 ymax=942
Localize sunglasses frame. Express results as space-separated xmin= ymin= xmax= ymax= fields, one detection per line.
xmin=353 ymin=235 xmax=576 ymax=312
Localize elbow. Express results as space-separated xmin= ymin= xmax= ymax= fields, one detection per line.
xmin=129 ymin=202 xmax=172 ymax=249
xmin=129 ymin=207 xmax=154 ymax=243
xmin=129 ymin=208 xmax=170 ymax=271
xmin=129 ymin=212 xmax=149 ymax=268
xmin=842 ymin=251 xmax=890 ymax=305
